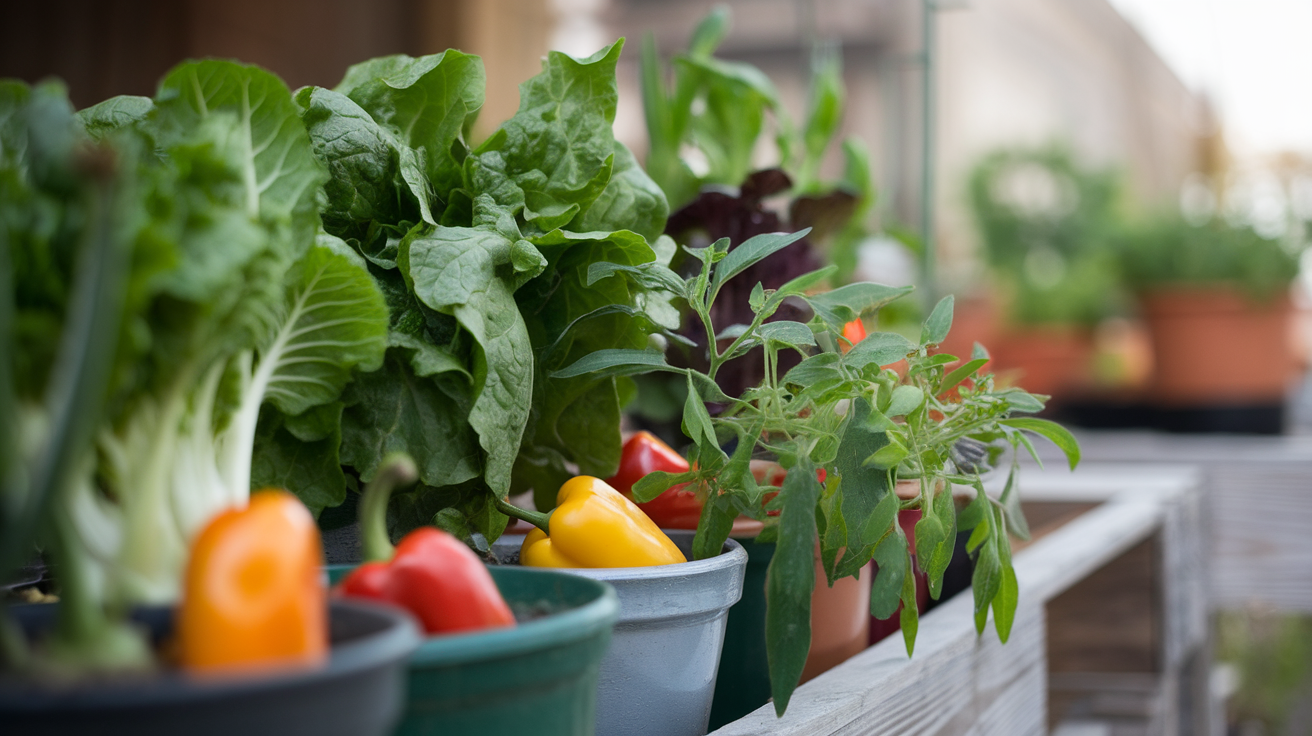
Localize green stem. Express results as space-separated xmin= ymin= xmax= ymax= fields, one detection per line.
xmin=492 ymin=496 xmax=552 ymax=535
xmin=711 ymin=306 xmax=771 ymax=380
xmin=359 ymin=453 xmax=419 ymax=563
xmin=45 ymin=495 xmax=150 ymax=672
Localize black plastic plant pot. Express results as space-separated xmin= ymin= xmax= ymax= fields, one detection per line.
xmin=326 ymin=564 xmax=620 ymax=736
xmin=0 ymin=599 xmax=420 ymax=736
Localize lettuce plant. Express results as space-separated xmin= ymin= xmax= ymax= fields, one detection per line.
xmin=296 ymin=41 xmax=678 ymax=533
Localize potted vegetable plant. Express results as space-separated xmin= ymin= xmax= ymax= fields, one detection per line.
xmin=332 ymin=456 xmax=620 ymax=736
xmin=1116 ymin=214 xmax=1301 ymax=431
xmin=553 ymin=227 xmax=1081 ymax=718
xmin=0 ymin=70 xmax=420 ymax=735
xmin=288 ymin=38 xmax=678 ymax=549
xmin=484 ymin=460 xmax=746 ymax=736
xmin=635 ymin=19 xmax=904 ymax=714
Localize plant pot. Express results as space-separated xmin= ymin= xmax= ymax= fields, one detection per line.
xmin=800 ymin=555 xmax=871 ymax=684
xmin=493 ymin=530 xmax=748 ymax=736
xmin=1141 ymin=287 xmax=1295 ymax=405
xmin=993 ymin=325 xmax=1095 ymax=399
xmin=327 ymin=565 xmax=619 ymax=736
xmin=707 ymin=529 xmax=774 ymax=732
xmin=1 ymin=599 xmax=420 ymax=736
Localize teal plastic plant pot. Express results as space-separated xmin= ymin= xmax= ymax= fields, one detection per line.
xmin=493 ymin=531 xmax=748 ymax=736
xmin=327 ymin=564 xmax=619 ymax=736
xmin=707 ymin=535 xmax=774 ymax=731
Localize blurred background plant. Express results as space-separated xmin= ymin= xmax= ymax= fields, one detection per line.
xmin=967 ymin=145 xmax=1128 ymax=329
xmin=1114 ymin=215 xmax=1302 ymax=301
xmin=1217 ymin=608 xmax=1312 ymax=735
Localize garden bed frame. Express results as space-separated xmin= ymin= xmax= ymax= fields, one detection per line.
xmin=711 ymin=463 xmax=1210 ymax=736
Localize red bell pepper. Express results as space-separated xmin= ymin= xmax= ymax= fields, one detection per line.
xmin=335 ymin=454 xmax=515 ymax=635
xmin=606 ymin=432 xmax=701 ymax=530
xmin=609 ymin=435 xmax=833 ymax=526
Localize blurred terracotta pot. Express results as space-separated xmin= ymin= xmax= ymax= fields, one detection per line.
xmin=993 ymin=325 xmax=1095 ymax=399
xmin=1141 ymin=288 xmax=1295 ymax=405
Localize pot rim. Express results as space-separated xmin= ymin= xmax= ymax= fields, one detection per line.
xmin=0 ymin=599 xmax=420 ymax=709
xmin=405 ymin=567 xmax=618 ymax=669
xmin=496 ymin=532 xmax=748 ymax=582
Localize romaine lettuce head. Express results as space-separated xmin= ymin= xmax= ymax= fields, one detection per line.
xmin=301 ymin=40 xmax=676 ymax=538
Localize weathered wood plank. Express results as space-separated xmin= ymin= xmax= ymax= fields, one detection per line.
xmin=1047 ymin=537 xmax=1160 ymax=676
xmin=1028 ymin=430 xmax=1312 ymax=613
xmin=710 ymin=465 xmax=1202 ymax=736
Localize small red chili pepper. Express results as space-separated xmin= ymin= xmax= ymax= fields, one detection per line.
xmin=606 ymin=431 xmax=701 ymax=530
xmin=840 ymin=319 xmax=867 ymax=352
xmin=335 ymin=454 xmax=515 ymax=635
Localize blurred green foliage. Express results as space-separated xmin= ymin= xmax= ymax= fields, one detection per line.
xmin=1114 ymin=215 xmax=1300 ymax=301
xmin=1218 ymin=609 xmax=1312 ymax=733
xmin=967 ymin=145 xmax=1126 ymax=327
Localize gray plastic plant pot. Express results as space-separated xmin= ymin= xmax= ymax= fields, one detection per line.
xmin=0 ymin=599 xmax=420 ymax=736
xmin=495 ymin=530 xmax=748 ymax=736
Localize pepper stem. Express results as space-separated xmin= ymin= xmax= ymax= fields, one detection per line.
xmin=360 ymin=453 xmax=419 ymax=563
xmin=492 ymin=495 xmax=551 ymax=535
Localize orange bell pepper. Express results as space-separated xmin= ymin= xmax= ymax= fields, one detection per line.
xmin=177 ymin=490 xmax=327 ymax=674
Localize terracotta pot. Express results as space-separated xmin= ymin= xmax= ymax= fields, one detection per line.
xmin=1141 ymin=287 xmax=1295 ymax=405
xmin=800 ymin=554 xmax=871 ymax=684
xmin=992 ymin=325 xmax=1095 ymax=399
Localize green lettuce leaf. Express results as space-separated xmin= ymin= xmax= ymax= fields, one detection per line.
xmin=334 ymin=50 xmax=485 ymax=217
xmin=471 ymin=41 xmax=655 ymax=235
xmin=76 ymin=95 xmax=153 ymax=141
xmin=296 ymin=87 xmax=414 ymax=245
xmin=399 ymin=197 xmax=538 ymax=494
xmin=340 ymin=349 xmax=482 ymax=488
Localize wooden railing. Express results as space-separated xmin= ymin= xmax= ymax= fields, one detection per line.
xmin=711 ymin=464 xmax=1211 ymax=736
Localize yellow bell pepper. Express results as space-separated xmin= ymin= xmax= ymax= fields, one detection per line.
xmin=518 ymin=476 xmax=687 ymax=568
